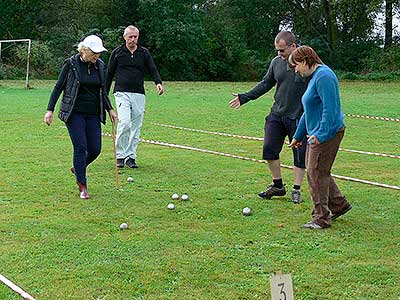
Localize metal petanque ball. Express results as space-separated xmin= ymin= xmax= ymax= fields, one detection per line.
xmin=171 ymin=193 xmax=179 ymax=200
xmin=127 ymin=176 xmax=134 ymax=182
xmin=242 ymin=207 xmax=251 ymax=216
xmin=167 ymin=203 xmax=176 ymax=210
xmin=119 ymin=222 xmax=129 ymax=230
xmin=181 ymin=194 xmax=189 ymax=201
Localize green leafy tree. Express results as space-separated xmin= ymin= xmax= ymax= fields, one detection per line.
xmin=286 ymin=0 xmax=382 ymax=71
xmin=135 ymin=0 xmax=210 ymax=80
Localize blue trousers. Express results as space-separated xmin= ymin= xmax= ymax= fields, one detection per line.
xmin=66 ymin=112 xmax=101 ymax=185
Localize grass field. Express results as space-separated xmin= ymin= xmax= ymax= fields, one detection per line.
xmin=0 ymin=80 xmax=399 ymax=300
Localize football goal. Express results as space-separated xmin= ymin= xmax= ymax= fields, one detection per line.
xmin=0 ymin=39 xmax=31 ymax=88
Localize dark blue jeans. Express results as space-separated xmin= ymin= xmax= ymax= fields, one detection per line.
xmin=66 ymin=112 xmax=102 ymax=185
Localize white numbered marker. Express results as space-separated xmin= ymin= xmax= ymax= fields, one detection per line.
xmin=270 ymin=273 xmax=294 ymax=300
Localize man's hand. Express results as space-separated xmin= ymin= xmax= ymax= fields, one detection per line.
xmin=156 ymin=83 xmax=164 ymax=95
xmin=288 ymin=138 xmax=302 ymax=148
xmin=44 ymin=111 xmax=53 ymax=126
xmin=229 ymin=93 xmax=241 ymax=109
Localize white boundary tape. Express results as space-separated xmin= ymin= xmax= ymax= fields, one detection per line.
xmin=103 ymin=132 xmax=400 ymax=191
xmin=0 ymin=274 xmax=37 ymax=300
xmin=152 ymin=123 xmax=400 ymax=159
xmin=153 ymin=123 xmax=265 ymax=141
xmin=344 ymin=113 xmax=400 ymax=122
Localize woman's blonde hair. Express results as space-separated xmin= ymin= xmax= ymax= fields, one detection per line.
xmin=77 ymin=43 xmax=89 ymax=54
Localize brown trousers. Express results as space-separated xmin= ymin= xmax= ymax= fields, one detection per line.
xmin=306 ymin=129 xmax=350 ymax=227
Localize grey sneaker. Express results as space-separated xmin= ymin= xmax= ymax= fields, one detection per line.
xmin=291 ymin=189 xmax=302 ymax=204
xmin=301 ymin=221 xmax=325 ymax=229
xmin=258 ymin=184 xmax=286 ymax=199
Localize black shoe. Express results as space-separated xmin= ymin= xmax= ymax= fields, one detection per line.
xmin=125 ymin=158 xmax=138 ymax=168
xmin=331 ymin=204 xmax=352 ymax=220
xmin=258 ymin=184 xmax=286 ymax=199
xmin=116 ymin=158 xmax=125 ymax=168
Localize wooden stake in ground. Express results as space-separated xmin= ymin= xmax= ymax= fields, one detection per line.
xmin=111 ymin=122 xmax=119 ymax=189
xmin=0 ymin=274 xmax=37 ymax=300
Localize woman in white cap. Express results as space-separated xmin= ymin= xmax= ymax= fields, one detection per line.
xmin=44 ymin=35 xmax=117 ymax=199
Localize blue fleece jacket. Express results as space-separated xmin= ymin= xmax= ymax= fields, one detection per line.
xmin=294 ymin=65 xmax=344 ymax=143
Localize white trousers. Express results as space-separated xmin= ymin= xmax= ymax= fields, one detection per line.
xmin=114 ymin=92 xmax=146 ymax=160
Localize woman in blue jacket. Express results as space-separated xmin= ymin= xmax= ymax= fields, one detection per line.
xmin=288 ymin=46 xmax=352 ymax=229
xmin=44 ymin=35 xmax=117 ymax=199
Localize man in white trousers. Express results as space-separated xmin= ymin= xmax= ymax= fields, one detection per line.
xmin=106 ymin=25 xmax=164 ymax=168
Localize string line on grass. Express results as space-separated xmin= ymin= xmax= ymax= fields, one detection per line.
xmin=344 ymin=113 xmax=400 ymax=122
xmin=152 ymin=123 xmax=400 ymax=159
xmin=0 ymin=274 xmax=37 ymax=300
xmin=102 ymin=132 xmax=400 ymax=191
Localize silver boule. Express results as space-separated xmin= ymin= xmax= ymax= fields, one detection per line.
xmin=242 ymin=207 xmax=251 ymax=216
xmin=119 ymin=222 xmax=129 ymax=230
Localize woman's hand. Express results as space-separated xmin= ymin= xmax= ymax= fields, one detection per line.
xmin=44 ymin=111 xmax=53 ymax=126
xmin=307 ymin=135 xmax=320 ymax=144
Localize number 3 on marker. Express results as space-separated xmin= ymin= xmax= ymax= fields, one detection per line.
xmin=277 ymin=282 xmax=286 ymax=300
xmin=270 ymin=273 xmax=294 ymax=300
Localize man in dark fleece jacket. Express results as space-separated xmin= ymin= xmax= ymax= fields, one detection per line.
xmin=229 ymin=31 xmax=308 ymax=203
xmin=106 ymin=25 xmax=164 ymax=169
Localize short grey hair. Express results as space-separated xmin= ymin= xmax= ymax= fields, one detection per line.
xmin=123 ymin=25 xmax=139 ymax=36
xmin=275 ymin=31 xmax=296 ymax=46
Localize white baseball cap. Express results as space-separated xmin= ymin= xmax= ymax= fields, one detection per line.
xmin=79 ymin=35 xmax=107 ymax=53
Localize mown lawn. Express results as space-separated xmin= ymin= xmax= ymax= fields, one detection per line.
xmin=0 ymin=80 xmax=399 ymax=300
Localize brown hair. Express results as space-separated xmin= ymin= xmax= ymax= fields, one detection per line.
xmin=275 ymin=31 xmax=296 ymax=46
xmin=288 ymin=46 xmax=323 ymax=68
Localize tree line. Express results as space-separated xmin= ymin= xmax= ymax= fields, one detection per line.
xmin=1 ymin=0 xmax=399 ymax=81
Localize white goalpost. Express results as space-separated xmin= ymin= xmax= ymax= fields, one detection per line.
xmin=0 ymin=39 xmax=32 ymax=89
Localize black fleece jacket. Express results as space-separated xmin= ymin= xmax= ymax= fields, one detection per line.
xmin=47 ymin=54 xmax=113 ymax=124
